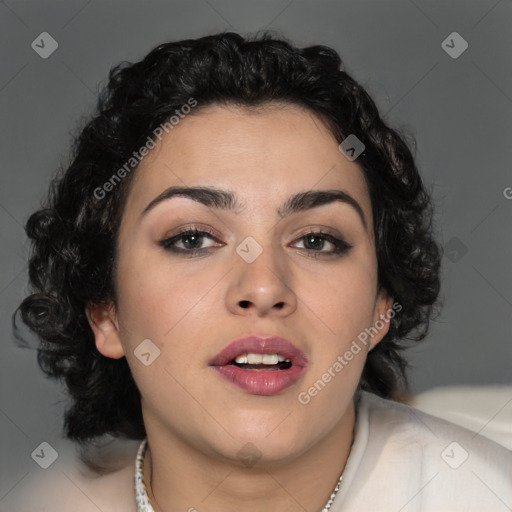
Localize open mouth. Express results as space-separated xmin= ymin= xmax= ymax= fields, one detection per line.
xmin=210 ymin=336 xmax=307 ymax=395
xmin=229 ymin=353 xmax=293 ymax=371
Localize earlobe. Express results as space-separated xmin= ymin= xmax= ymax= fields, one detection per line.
xmin=369 ymin=290 xmax=394 ymax=351
xmin=85 ymin=302 xmax=125 ymax=359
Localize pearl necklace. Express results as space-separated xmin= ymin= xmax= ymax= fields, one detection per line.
xmin=134 ymin=439 xmax=343 ymax=512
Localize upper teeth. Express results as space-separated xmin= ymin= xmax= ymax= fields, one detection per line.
xmin=234 ymin=353 xmax=290 ymax=365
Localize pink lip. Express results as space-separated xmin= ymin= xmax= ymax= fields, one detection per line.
xmin=209 ymin=335 xmax=308 ymax=396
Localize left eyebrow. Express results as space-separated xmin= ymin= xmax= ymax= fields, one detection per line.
xmin=140 ymin=185 xmax=367 ymax=230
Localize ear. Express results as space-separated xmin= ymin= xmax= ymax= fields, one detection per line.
xmin=369 ymin=288 xmax=394 ymax=351
xmin=85 ymin=302 xmax=125 ymax=359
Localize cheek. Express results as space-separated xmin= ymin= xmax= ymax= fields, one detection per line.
xmin=119 ymin=270 xmax=208 ymax=341
xmin=116 ymin=239 xmax=195 ymax=322
xmin=115 ymin=247 xmax=223 ymax=368
xmin=115 ymin=256 xmax=217 ymax=407
xmin=307 ymin=255 xmax=378 ymax=342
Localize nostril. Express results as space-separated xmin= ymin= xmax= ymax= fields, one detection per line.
xmin=239 ymin=300 xmax=250 ymax=308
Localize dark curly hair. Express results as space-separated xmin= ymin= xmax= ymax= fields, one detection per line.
xmin=14 ymin=31 xmax=441 ymax=445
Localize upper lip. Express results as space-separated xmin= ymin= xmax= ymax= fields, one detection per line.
xmin=209 ymin=335 xmax=308 ymax=367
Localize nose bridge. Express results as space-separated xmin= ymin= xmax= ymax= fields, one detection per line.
xmin=227 ymin=234 xmax=297 ymax=315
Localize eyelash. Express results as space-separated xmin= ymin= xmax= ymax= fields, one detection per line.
xmin=159 ymin=228 xmax=353 ymax=259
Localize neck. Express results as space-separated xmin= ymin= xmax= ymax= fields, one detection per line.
xmin=143 ymin=402 xmax=355 ymax=512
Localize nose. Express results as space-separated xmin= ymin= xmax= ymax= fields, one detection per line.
xmin=225 ymin=242 xmax=298 ymax=318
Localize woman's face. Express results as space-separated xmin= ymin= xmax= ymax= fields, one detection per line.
xmin=89 ymin=103 xmax=391 ymax=465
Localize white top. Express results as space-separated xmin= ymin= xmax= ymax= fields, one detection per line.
xmin=330 ymin=391 xmax=512 ymax=511
xmin=5 ymin=390 xmax=511 ymax=511
xmin=134 ymin=391 xmax=512 ymax=511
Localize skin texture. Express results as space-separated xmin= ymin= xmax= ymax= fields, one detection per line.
xmin=87 ymin=104 xmax=392 ymax=511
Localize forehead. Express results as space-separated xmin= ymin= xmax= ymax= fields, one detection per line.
xmin=125 ymin=103 xmax=372 ymax=224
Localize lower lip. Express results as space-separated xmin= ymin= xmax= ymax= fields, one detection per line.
xmin=212 ymin=365 xmax=305 ymax=396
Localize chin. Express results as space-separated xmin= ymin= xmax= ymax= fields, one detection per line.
xmin=219 ymin=437 xmax=310 ymax=470
xmin=216 ymin=422 xmax=312 ymax=466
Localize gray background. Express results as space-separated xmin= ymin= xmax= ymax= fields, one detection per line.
xmin=1 ymin=0 xmax=511 ymax=504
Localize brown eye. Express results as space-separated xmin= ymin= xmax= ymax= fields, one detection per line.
xmin=292 ymin=231 xmax=352 ymax=258
xmin=160 ymin=229 xmax=223 ymax=256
